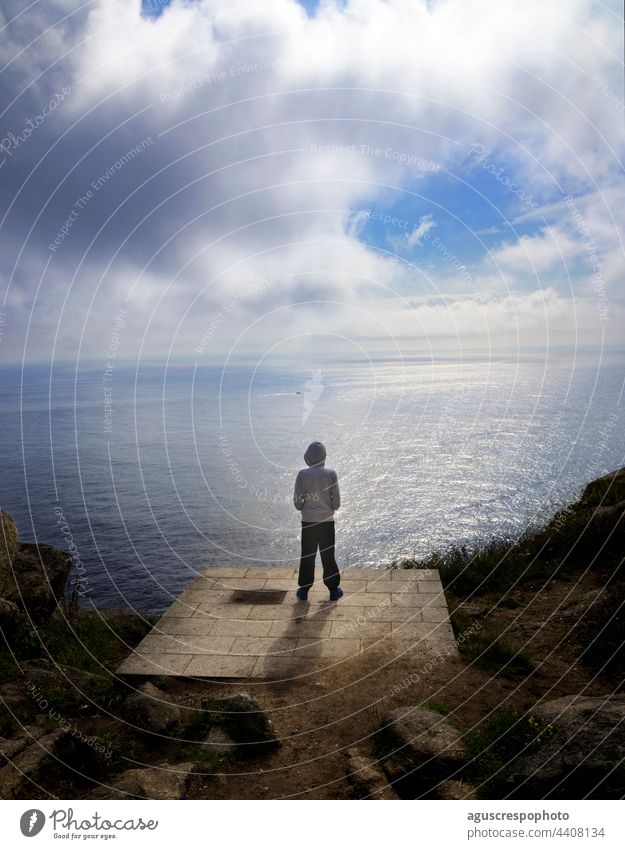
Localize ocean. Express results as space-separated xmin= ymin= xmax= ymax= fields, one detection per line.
xmin=1 ymin=353 xmax=624 ymax=613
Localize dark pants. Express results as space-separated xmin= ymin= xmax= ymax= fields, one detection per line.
xmin=298 ymin=521 xmax=341 ymax=591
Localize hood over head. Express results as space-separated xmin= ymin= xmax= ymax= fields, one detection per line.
xmin=304 ymin=441 xmax=326 ymax=467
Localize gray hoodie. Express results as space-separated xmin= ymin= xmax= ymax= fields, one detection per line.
xmin=293 ymin=441 xmax=341 ymax=522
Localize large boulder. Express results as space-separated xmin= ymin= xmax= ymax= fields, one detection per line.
xmin=0 ymin=597 xmax=24 ymax=631
xmin=84 ymin=761 xmax=201 ymax=800
xmin=21 ymin=660 xmax=113 ymax=711
xmin=380 ymin=706 xmax=469 ymax=795
xmin=0 ymin=728 xmax=69 ymax=799
xmin=204 ymin=692 xmax=280 ymax=751
xmin=580 ymin=468 xmax=625 ymax=509
xmin=0 ymin=511 xmax=19 ymax=598
xmin=4 ymin=543 xmax=71 ymax=621
xmin=123 ymin=682 xmax=181 ymax=734
xmin=345 ymin=748 xmax=397 ymax=799
xmin=506 ymin=695 xmax=625 ymax=798
xmin=0 ymin=726 xmax=46 ymax=763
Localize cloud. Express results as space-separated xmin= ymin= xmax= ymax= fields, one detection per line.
xmin=0 ymin=0 xmax=623 ymax=363
xmin=404 ymin=214 xmax=436 ymax=249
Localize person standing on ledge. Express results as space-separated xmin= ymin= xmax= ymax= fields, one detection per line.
xmin=293 ymin=440 xmax=343 ymax=601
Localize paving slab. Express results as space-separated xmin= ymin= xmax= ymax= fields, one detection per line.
xmin=117 ymin=566 xmax=456 ymax=678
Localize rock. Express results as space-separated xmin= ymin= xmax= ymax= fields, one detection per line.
xmin=0 ymin=597 xmax=24 ymax=630
xmin=455 ymin=601 xmax=486 ymax=617
xmin=21 ymin=660 xmax=113 ymax=710
xmin=0 ymin=726 xmax=46 ymax=762
xmin=4 ymin=543 xmax=71 ymax=621
xmin=506 ymin=695 xmax=625 ymax=798
xmin=346 ymin=748 xmax=397 ymax=799
xmin=380 ymin=706 xmax=469 ymax=793
xmin=55 ymin=732 xmax=114 ymax=782
xmin=580 ymin=468 xmax=625 ymax=508
xmin=436 ymin=779 xmax=477 ymax=800
xmin=123 ymin=682 xmax=181 ymax=733
xmin=0 ymin=511 xmax=19 ymax=598
xmin=204 ymin=726 xmax=238 ymax=754
xmin=0 ymin=681 xmax=32 ymax=712
xmin=0 ymin=728 xmax=69 ymax=799
xmin=206 ymin=692 xmax=280 ymax=750
xmin=84 ymin=777 xmax=146 ymax=800
xmin=85 ymin=761 xmax=200 ymax=800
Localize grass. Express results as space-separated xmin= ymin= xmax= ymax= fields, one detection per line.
xmin=449 ymin=607 xmax=534 ymax=678
xmin=465 ymin=634 xmax=535 ymax=678
xmin=398 ymin=535 xmax=557 ymax=600
xmin=2 ymin=603 xmax=156 ymax=675
xmin=571 ymin=579 xmax=625 ymax=675
xmin=465 ymin=709 xmax=555 ymax=798
xmin=419 ymin=699 xmax=450 ymax=715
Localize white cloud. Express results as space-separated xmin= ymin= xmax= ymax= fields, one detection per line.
xmin=0 ymin=0 xmax=623 ymax=362
xmin=404 ymin=214 xmax=436 ymax=249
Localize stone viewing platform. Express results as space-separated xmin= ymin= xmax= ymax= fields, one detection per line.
xmin=117 ymin=566 xmax=456 ymax=679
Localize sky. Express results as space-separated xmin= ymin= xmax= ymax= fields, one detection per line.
xmin=0 ymin=0 xmax=623 ymax=365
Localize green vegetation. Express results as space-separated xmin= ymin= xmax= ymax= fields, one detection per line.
xmin=449 ymin=606 xmax=534 ymax=678
xmin=463 ymin=634 xmax=535 ymax=678
xmin=465 ymin=709 xmax=555 ymax=797
xmin=571 ymin=580 xmax=625 ymax=674
xmin=398 ymin=536 xmax=559 ymax=600
xmin=419 ymin=699 xmax=450 ymax=715
xmin=2 ymin=602 xmax=156 ymax=675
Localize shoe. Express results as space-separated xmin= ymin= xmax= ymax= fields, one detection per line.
xmin=329 ymin=587 xmax=343 ymax=601
xmin=296 ymin=588 xmax=309 ymax=601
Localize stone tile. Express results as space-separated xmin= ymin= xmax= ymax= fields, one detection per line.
xmin=166 ymin=635 xmax=236 ymax=655
xmin=194 ymin=603 xmax=253 ymax=619
xmin=231 ymin=637 xmax=298 ymax=656
xmin=330 ymin=620 xmax=391 ymax=638
xmin=213 ymin=577 xmax=272 ymax=589
xmin=421 ymin=607 xmax=449 ymax=623
xmin=160 ymin=600 xmax=198 ymax=618
xmin=419 ymin=593 xmax=449 ymax=608
xmin=246 ymin=604 xmax=304 ymax=620
xmin=336 ymin=580 xmax=367 ymax=592
xmin=390 ymin=569 xmax=421 ymax=582
xmin=178 ymin=589 xmax=235 ymax=604
xmin=374 ymin=606 xmax=422 ymax=622
xmin=261 ymin=579 xmax=298 ymax=591
xmin=117 ymin=653 xmax=191 ymax=676
xmin=391 ymin=592 xmax=445 ymax=607
xmin=364 ymin=581 xmax=393 ymax=593
xmin=206 ymin=619 xmax=274 ymax=637
xmin=202 ymin=567 xmax=254 ymax=577
xmin=391 ymin=621 xmax=433 ymax=639
xmin=294 ymin=638 xmax=361 ymax=657
xmin=118 ymin=566 xmax=454 ymax=679
xmin=244 ymin=567 xmax=298 ymax=579
xmin=331 ymin=592 xmax=391 ymax=607
xmin=156 ymin=618 xmax=215 ymax=636
xmin=343 ymin=568 xmax=391 ymax=581
xmin=418 ymin=580 xmax=444 ymax=593
xmin=184 ymin=655 xmax=258 ymax=678
xmin=424 ymin=621 xmax=457 ymax=643
xmin=130 ymin=634 xmax=176 ymax=654
xmin=305 ymin=604 xmax=365 ymax=621
xmin=269 ymin=619 xmax=334 ymax=638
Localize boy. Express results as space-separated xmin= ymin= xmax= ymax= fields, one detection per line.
xmin=293 ymin=440 xmax=343 ymax=601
